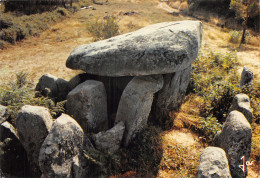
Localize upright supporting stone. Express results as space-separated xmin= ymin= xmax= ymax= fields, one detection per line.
xmin=16 ymin=105 xmax=53 ymax=177
xmin=115 ymin=75 xmax=163 ymax=146
xmin=198 ymin=147 xmax=231 ymax=178
xmin=240 ymin=66 xmax=253 ymax=88
xmin=156 ymin=65 xmax=191 ymax=117
xmin=213 ymin=111 xmax=252 ymax=178
xmin=39 ymin=114 xmax=84 ymax=178
xmin=228 ymin=93 xmax=253 ymax=123
xmin=67 ymin=80 xmax=108 ymax=133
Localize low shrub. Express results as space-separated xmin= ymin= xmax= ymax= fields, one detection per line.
xmin=0 ymin=7 xmax=71 ymax=45
xmin=87 ymin=15 xmax=119 ymax=41
xmin=229 ymin=30 xmax=251 ymax=44
xmin=190 ymin=51 xmax=240 ymax=123
xmin=199 ymin=116 xmax=222 ymax=142
xmin=0 ymin=72 xmax=65 ymax=126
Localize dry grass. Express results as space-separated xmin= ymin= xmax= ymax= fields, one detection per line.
xmin=170 ymin=94 xmax=202 ymax=129
xmin=158 ymin=128 xmax=203 ymax=177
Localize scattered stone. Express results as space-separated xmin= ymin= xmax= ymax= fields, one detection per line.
xmin=0 ymin=121 xmax=29 ymax=177
xmin=39 ymin=114 xmax=84 ymax=178
xmin=93 ymin=121 xmax=125 ymax=153
xmin=66 ymin=21 xmax=202 ymax=76
xmin=16 ymin=105 xmax=53 ymax=176
xmin=124 ymin=11 xmax=135 ymax=15
xmin=35 ymin=73 xmax=70 ymax=101
xmin=115 ymin=75 xmax=164 ymax=146
xmin=67 ymin=80 xmax=108 ymax=133
xmin=0 ymin=105 xmax=9 ymax=124
xmin=213 ymin=110 xmax=252 ymax=178
xmin=198 ymin=146 xmax=231 ymax=178
xmin=228 ymin=93 xmax=253 ymax=124
xmin=240 ymin=66 xmax=253 ymax=88
xmin=156 ymin=65 xmax=191 ymax=117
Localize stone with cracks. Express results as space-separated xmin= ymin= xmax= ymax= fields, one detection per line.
xmin=68 ymin=73 xmax=133 ymax=127
xmin=39 ymin=114 xmax=84 ymax=178
xmin=93 ymin=121 xmax=125 ymax=153
xmin=66 ymin=21 xmax=202 ymax=76
xmin=228 ymin=93 xmax=253 ymax=124
xmin=0 ymin=105 xmax=9 ymax=125
xmin=198 ymin=147 xmax=231 ymax=178
xmin=0 ymin=121 xmax=29 ymax=177
xmin=240 ymin=66 xmax=253 ymax=88
xmin=115 ymin=75 xmax=163 ymax=146
xmin=16 ymin=105 xmax=53 ymax=176
xmin=35 ymin=73 xmax=70 ymax=101
xmin=213 ymin=111 xmax=252 ymax=178
xmin=156 ymin=65 xmax=191 ymax=116
xmin=67 ymin=80 xmax=108 ymax=133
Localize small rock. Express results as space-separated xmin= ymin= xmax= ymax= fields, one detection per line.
xmin=213 ymin=110 xmax=252 ymax=178
xmin=115 ymin=75 xmax=163 ymax=146
xmin=16 ymin=105 xmax=53 ymax=176
xmin=0 ymin=105 xmax=9 ymax=125
xmin=35 ymin=73 xmax=70 ymax=101
xmin=39 ymin=114 xmax=84 ymax=178
xmin=67 ymin=80 xmax=108 ymax=133
xmin=124 ymin=11 xmax=135 ymax=15
xmin=198 ymin=147 xmax=231 ymax=178
xmin=240 ymin=66 xmax=253 ymax=88
xmin=93 ymin=121 xmax=125 ymax=153
xmin=0 ymin=121 xmax=29 ymax=177
xmin=228 ymin=93 xmax=253 ymax=123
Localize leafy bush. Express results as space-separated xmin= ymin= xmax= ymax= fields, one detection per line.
xmin=229 ymin=30 xmax=250 ymax=44
xmin=0 ymin=72 xmax=65 ymax=126
xmin=199 ymin=116 xmax=222 ymax=142
xmin=0 ymin=40 xmax=7 ymax=49
xmin=87 ymin=15 xmax=119 ymax=41
xmin=190 ymin=51 xmax=240 ymax=123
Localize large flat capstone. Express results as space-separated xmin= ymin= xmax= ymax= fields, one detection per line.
xmin=66 ymin=21 xmax=202 ymax=76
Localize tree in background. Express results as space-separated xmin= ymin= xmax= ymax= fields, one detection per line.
xmin=230 ymin=0 xmax=259 ymax=46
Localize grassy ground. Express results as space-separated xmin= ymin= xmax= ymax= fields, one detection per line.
xmin=0 ymin=0 xmax=259 ymax=177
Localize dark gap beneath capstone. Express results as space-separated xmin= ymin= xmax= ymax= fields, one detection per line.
xmin=73 ymin=73 xmax=133 ymax=128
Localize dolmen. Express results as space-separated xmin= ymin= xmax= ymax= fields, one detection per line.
xmin=37 ymin=20 xmax=203 ymax=147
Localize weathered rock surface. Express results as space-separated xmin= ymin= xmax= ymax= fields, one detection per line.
xmin=68 ymin=73 xmax=133 ymax=127
xmin=115 ymin=75 xmax=163 ymax=146
xmin=66 ymin=21 xmax=202 ymax=76
xmin=35 ymin=73 xmax=70 ymax=101
xmin=0 ymin=121 xmax=29 ymax=177
xmin=39 ymin=114 xmax=84 ymax=178
xmin=228 ymin=93 xmax=253 ymax=124
xmin=240 ymin=66 xmax=253 ymax=88
xmin=16 ymin=105 xmax=53 ymax=176
xmin=213 ymin=111 xmax=252 ymax=178
xmin=67 ymin=80 xmax=108 ymax=133
xmin=197 ymin=146 xmax=231 ymax=178
xmin=0 ymin=105 xmax=9 ymax=124
xmin=93 ymin=121 xmax=125 ymax=153
xmin=156 ymin=65 xmax=191 ymax=116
